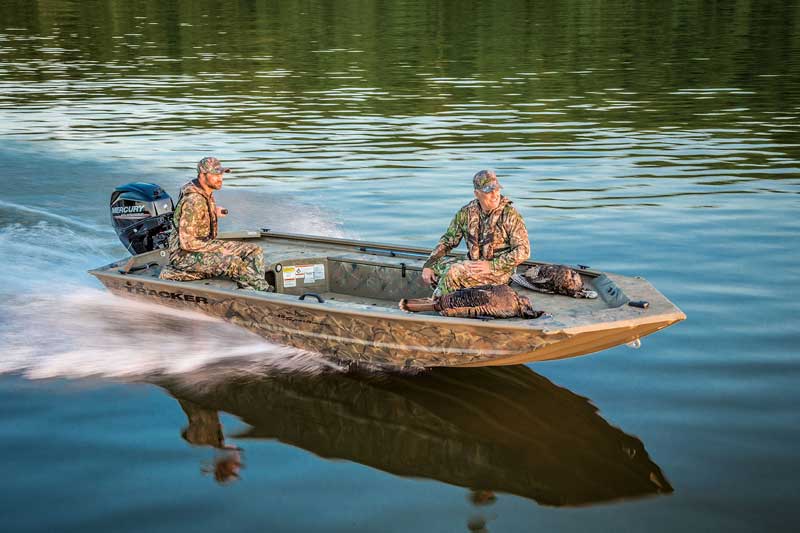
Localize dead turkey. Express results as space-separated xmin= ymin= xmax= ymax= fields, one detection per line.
xmin=512 ymin=264 xmax=597 ymax=299
xmin=399 ymin=284 xmax=544 ymax=319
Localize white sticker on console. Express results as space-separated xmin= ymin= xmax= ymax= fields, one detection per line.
xmin=283 ymin=266 xmax=297 ymax=288
xmin=296 ymin=265 xmax=319 ymax=284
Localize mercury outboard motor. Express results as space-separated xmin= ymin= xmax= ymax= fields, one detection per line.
xmin=111 ymin=182 xmax=174 ymax=255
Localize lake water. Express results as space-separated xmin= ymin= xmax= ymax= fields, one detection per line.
xmin=1 ymin=1 xmax=799 ymax=531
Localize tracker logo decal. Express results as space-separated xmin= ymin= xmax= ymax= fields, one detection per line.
xmin=122 ymin=284 xmax=209 ymax=304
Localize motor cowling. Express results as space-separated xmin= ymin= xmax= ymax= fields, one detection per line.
xmin=111 ymin=182 xmax=174 ymax=255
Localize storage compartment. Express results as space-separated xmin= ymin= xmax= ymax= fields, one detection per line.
xmin=273 ymin=257 xmax=330 ymax=295
xmin=328 ymin=256 xmax=430 ymax=301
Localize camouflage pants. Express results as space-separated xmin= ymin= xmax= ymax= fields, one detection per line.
xmin=430 ymin=258 xmax=513 ymax=296
xmin=160 ymin=241 xmax=272 ymax=292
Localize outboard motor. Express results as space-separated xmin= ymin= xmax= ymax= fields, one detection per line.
xmin=110 ymin=182 xmax=174 ymax=255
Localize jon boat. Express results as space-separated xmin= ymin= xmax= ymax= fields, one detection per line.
xmin=90 ymin=229 xmax=686 ymax=369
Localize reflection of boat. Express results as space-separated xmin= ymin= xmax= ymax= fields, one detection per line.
xmin=161 ymin=364 xmax=672 ymax=506
xmin=91 ymin=228 xmax=686 ymax=368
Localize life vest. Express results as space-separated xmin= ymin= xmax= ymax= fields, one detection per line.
xmin=171 ymin=179 xmax=218 ymax=240
xmin=464 ymin=197 xmax=511 ymax=260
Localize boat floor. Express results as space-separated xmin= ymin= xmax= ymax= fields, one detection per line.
xmin=130 ymin=262 xmax=620 ymax=325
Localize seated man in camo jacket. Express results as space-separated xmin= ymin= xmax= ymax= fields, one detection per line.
xmin=159 ymin=156 xmax=271 ymax=292
xmin=421 ymin=170 xmax=530 ymax=296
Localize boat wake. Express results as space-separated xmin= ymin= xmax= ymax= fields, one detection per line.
xmin=0 ymin=203 xmax=348 ymax=382
xmin=0 ymin=288 xmax=343 ymax=380
xmin=0 ymin=199 xmax=111 ymax=234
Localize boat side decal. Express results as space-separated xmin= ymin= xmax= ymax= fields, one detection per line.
xmin=121 ymin=283 xmax=210 ymax=304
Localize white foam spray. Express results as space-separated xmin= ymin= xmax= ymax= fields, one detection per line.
xmin=0 ymin=195 xmax=350 ymax=382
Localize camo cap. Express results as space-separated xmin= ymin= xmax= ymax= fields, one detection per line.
xmin=197 ymin=156 xmax=231 ymax=175
xmin=473 ymin=169 xmax=502 ymax=193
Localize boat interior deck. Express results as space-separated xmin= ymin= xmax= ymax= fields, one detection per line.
xmin=113 ymin=231 xmax=637 ymax=324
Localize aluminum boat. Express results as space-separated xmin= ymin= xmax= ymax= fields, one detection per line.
xmin=90 ymin=229 xmax=685 ymax=369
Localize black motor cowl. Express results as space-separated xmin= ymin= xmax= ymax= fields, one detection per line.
xmin=111 ymin=182 xmax=174 ymax=255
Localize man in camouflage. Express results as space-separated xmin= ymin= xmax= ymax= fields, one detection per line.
xmin=159 ymin=156 xmax=272 ymax=292
xmin=421 ymin=170 xmax=530 ymax=296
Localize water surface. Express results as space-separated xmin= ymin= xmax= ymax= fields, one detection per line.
xmin=1 ymin=1 xmax=799 ymax=531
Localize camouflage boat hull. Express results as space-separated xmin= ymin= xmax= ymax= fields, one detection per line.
xmin=90 ymin=230 xmax=685 ymax=369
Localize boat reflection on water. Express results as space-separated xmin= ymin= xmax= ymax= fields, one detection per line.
xmin=160 ymin=363 xmax=672 ymax=507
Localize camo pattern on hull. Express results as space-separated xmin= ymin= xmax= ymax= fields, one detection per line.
xmin=102 ymin=277 xmax=563 ymax=368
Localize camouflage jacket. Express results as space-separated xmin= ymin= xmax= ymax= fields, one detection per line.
xmin=167 ymin=179 xmax=225 ymax=255
xmin=423 ymin=196 xmax=530 ymax=274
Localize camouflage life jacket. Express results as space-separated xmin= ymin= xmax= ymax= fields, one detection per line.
xmin=464 ymin=196 xmax=511 ymax=261
xmin=168 ymin=179 xmax=218 ymax=253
